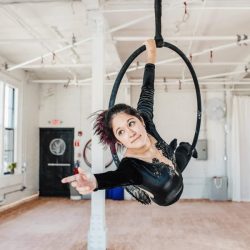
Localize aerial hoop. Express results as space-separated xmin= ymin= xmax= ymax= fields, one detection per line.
xmin=109 ymin=0 xmax=202 ymax=167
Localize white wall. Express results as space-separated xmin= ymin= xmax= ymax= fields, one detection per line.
xmin=0 ymin=70 xmax=40 ymax=207
xmin=22 ymin=80 xmax=40 ymax=195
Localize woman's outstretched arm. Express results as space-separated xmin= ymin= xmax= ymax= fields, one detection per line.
xmin=136 ymin=39 xmax=157 ymax=120
xmin=93 ymin=162 xmax=142 ymax=191
xmin=61 ymin=161 xmax=142 ymax=194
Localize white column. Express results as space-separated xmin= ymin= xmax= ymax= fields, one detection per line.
xmin=226 ymin=89 xmax=233 ymax=200
xmin=0 ymin=82 xmax=4 ymax=174
xmin=123 ymin=86 xmax=133 ymax=201
xmin=87 ymin=13 xmax=107 ymax=250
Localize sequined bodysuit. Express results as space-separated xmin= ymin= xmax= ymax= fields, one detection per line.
xmin=93 ymin=64 xmax=193 ymax=206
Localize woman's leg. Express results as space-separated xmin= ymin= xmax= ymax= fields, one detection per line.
xmin=175 ymin=142 xmax=197 ymax=173
xmin=136 ymin=63 xmax=155 ymax=120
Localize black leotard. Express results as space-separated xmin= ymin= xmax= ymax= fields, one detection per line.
xmin=93 ymin=63 xmax=194 ymax=206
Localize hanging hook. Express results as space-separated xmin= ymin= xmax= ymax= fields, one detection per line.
xmin=182 ymin=1 xmax=190 ymax=22
xmin=245 ymin=65 xmax=248 ymax=73
xmin=237 ymin=34 xmax=248 ymax=46
xmin=64 ymin=77 xmax=71 ymax=88
xmin=237 ymin=34 xmax=241 ymax=46
xmin=163 ymin=77 xmax=168 ymax=92
xmin=184 ymin=1 xmax=187 ymax=14
xmin=4 ymin=63 xmax=8 ymax=70
xmin=136 ymin=61 xmax=140 ymax=69
xmin=189 ymin=53 xmax=193 ymax=63
xmin=179 ymin=80 xmax=182 ymax=90
xmin=52 ymin=52 xmax=56 ymax=64
xmin=243 ymin=34 xmax=248 ymax=46
xmin=72 ymin=33 xmax=77 ymax=45
xmin=210 ymin=50 xmax=213 ymax=63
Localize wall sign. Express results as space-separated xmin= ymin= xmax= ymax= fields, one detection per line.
xmin=49 ymin=138 xmax=66 ymax=156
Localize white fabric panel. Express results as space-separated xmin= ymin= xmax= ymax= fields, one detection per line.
xmin=231 ymin=96 xmax=250 ymax=201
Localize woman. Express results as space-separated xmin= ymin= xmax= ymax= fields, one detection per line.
xmin=62 ymin=39 xmax=197 ymax=206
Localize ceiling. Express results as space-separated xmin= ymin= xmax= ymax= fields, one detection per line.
xmin=1 ymin=0 xmax=250 ymax=90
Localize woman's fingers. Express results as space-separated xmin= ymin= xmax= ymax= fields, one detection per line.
xmin=61 ymin=168 xmax=95 ymax=194
xmin=77 ymin=167 xmax=86 ymax=174
xmin=61 ymin=174 xmax=78 ymax=183
xmin=71 ymin=181 xmax=78 ymax=187
xmin=62 ymin=169 xmax=89 ymax=184
xmin=144 ymin=39 xmax=156 ymax=64
xmin=143 ymin=39 xmax=156 ymax=49
xmin=71 ymin=179 xmax=92 ymax=190
xmin=76 ymin=186 xmax=91 ymax=195
xmin=144 ymin=39 xmax=156 ymax=48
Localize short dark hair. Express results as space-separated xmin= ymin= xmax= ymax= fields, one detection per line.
xmin=92 ymin=103 xmax=143 ymax=149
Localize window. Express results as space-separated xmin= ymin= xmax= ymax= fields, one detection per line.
xmin=0 ymin=83 xmax=18 ymax=174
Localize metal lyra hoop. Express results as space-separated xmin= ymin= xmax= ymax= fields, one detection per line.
xmin=108 ymin=0 xmax=202 ymax=167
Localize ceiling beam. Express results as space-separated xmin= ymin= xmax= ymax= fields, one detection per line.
xmin=84 ymin=0 xmax=128 ymax=81
xmin=1 ymin=5 xmax=77 ymax=77
xmin=104 ymin=21 xmax=129 ymax=82
xmin=6 ymin=10 xmax=153 ymax=71
xmin=50 ymin=25 xmax=81 ymax=65
xmin=83 ymin=0 xmax=103 ymax=10
xmin=5 ymin=0 xmax=192 ymax=72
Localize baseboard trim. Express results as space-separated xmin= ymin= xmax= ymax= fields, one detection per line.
xmin=0 ymin=193 xmax=39 ymax=213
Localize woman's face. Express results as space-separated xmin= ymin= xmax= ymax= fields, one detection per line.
xmin=111 ymin=112 xmax=148 ymax=149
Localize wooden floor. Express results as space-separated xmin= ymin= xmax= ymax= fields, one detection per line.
xmin=0 ymin=198 xmax=250 ymax=250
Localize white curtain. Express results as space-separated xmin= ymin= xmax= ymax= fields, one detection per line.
xmin=230 ymin=96 xmax=250 ymax=201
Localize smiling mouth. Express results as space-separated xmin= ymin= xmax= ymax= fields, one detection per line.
xmin=131 ymin=135 xmax=141 ymax=143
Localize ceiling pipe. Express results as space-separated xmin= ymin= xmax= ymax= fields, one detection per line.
xmin=6 ymin=37 xmax=92 ymax=71
xmin=0 ymin=38 xmax=71 ymax=44
xmin=0 ymin=36 xmax=241 ymax=44
xmin=8 ymin=61 xmax=245 ymax=70
xmin=184 ymin=69 xmax=249 ymax=82
xmin=102 ymin=1 xmax=250 ymax=13
xmin=10 ymin=64 xmax=91 ymax=69
xmin=0 ymin=0 xmax=77 ymax=3
xmin=30 ymin=79 xmax=250 ymax=86
xmin=113 ymin=36 xmax=240 ymax=42
xmin=103 ymin=6 xmax=250 ymax=13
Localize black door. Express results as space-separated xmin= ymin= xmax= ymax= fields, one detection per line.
xmin=39 ymin=128 xmax=74 ymax=196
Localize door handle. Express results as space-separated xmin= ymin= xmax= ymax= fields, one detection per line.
xmin=48 ymin=163 xmax=71 ymax=166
